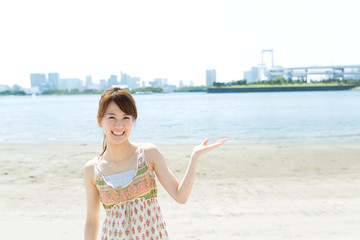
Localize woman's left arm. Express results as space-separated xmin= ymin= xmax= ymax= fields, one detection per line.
xmin=144 ymin=138 xmax=227 ymax=204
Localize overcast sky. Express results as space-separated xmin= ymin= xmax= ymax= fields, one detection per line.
xmin=0 ymin=0 xmax=359 ymax=88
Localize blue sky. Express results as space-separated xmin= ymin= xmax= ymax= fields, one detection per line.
xmin=0 ymin=0 xmax=359 ymax=87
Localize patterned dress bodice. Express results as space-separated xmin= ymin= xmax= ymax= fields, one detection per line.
xmin=94 ymin=144 xmax=168 ymax=240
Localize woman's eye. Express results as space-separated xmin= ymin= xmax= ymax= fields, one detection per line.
xmin=124 ymin=117 xmax=130 ymax=120
xmin=109 ymin=116 xmax=115 ymax=119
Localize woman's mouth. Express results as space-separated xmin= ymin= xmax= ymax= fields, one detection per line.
xmin=111 ymin=131 xmax=125 ymax=136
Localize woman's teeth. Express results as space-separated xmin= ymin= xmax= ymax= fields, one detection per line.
xmin=112 ymin=131 xmax=125 ymax=136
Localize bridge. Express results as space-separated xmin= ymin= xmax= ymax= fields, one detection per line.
xmin=265 ymin=65 xmax=360 ymax=81
xmin=259 ymin=49 xmax=360 ymax=81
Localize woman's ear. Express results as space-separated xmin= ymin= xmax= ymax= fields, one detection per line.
xmin=97 ymin=116 xmax=102 ymax=127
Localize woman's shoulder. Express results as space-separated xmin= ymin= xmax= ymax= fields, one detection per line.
xmin=141 ymin=143 xmax=164 ymax=163
xmin=83 ymin=157 xmax=98 ymax=172
xmin=141 ymin=143 xmax=161 ymax=154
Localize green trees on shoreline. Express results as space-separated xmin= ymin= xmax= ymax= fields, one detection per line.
xmin=210 ymin=78 xmax=360 ymax=88
xmin=129 ymin=87 xmax=164 ymax=94
xmin=0 ymin=90 xmax=26 ymax=95
xmin=175 ymin=86 xmax=208 ymax=92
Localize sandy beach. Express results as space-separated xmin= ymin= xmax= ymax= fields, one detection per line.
xmin=1 ymin=143 xmax=360 ymax=239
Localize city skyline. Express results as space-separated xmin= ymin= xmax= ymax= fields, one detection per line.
xmin=26 ymin=71 xmax=181 ymax=93
xmin=1 ymin=0 xmax=360 ymax=88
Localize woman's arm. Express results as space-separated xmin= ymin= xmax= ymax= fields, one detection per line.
xmin=84 ymin=160 xmax=101 ymax=240
xmin=144 ymin=138 xmax=227 ymax=204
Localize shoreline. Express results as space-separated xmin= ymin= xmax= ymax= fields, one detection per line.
xmin=1 ymin=143 xmax=360 ymax=239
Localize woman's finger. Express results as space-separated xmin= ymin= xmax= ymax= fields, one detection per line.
xmin=202 ymin=139 xmax=209 ymax=145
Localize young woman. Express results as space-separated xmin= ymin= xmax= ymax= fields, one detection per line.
xmin=84 ymin=87 xmax=227 ymax=240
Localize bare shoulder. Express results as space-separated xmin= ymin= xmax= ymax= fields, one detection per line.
xmin=142 ymin=143 xmax=164 ymax=168
xmin=143 ymin=143 xmax=163 ymax=157
xmin=84 ymin=157 xmax=97 ymax=169
xmin=83 ymin=157 xmax=97 ymax=179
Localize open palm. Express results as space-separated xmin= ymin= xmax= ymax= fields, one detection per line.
xmin=192 ymin=138 xmax=228 ymax=159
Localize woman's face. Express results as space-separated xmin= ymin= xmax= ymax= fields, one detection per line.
xmin=98 ymin=101 xmax=134 ymax=145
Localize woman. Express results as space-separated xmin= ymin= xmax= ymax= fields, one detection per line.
xmin=84 ymin=87 xmax=227 ymax=240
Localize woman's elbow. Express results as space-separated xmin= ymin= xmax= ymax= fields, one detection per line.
xmin=175 ymin=196 xmax=188 ymax=204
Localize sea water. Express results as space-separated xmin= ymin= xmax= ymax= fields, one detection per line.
xmin=0 ymin=91 xmax=359 ymax=144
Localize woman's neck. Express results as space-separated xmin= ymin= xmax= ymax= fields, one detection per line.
xmin=104 ymin=141 xmax=136 ymax=163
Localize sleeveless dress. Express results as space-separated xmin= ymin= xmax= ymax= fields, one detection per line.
xmin=94 ymin=143 xmax=169 ymax=240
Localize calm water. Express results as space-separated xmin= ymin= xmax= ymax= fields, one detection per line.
xmin=0 ymin=91 xmax=359 ymax=144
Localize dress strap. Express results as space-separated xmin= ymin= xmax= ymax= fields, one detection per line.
xmin=138 ymin=143 xmax=144 ymax=164
xmin=93 ymin=157 xmax=102 ymax=179
xmin=138 ymin=143 xmax=150 ymax=166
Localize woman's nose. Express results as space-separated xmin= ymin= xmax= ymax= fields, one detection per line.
xmin=115 ymin=119 xmax=123 ymax=127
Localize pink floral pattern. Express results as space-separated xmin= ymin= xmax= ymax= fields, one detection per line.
xmin=95 ymin=143 xmax=168 ymax=240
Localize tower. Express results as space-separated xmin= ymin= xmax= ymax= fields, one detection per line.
xmin=206 ymin=69 xmax=216 ymax=87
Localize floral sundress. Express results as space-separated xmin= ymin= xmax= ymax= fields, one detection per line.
xmin=94 ymin=143 xmax=169 ymax=240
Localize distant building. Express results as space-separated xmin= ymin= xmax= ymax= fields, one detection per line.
xmin=150 ymin=78 xmax=168 ymax=87
xmin=59 ymin=78 xmax=83 ymax=90
xmin=120 ymin=72 xmax=130 ymax=85
xmin=243 ymin=71 xmax=252 ymax=82
xmin=86 ymin=76 xmax=92 ymax=88
xmin=120 ymin=72 xmax=140 ymax=89
xmin=179 ymin=80 xmax=184 ymax=88
xmin=189 ymin=80 xmax=194 ymax=87
xmin=150 ymin=78 xmax=162 ymax=87
xmin=48 ymin=73 xmax=60 ymax=89
xmin=206 ymin=69 xmax=216 ymax=86
xmin=0 ymin=84 xmax=10 ymax=91
xmin=99 ymin=79 xmax=107 ymax=90
xmin=243 ymin=67 xmax=260 ymax=83
xmin=128 ymin=77 xmax=140 ymax=89
xmin=30 ymin=73 xmax=47 ymax=91
xmin=108 ymin=75 xmax=118 ymax=86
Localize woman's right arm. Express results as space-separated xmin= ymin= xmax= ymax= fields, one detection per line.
xmin=84 ymin=160 xmax=101 ymax=240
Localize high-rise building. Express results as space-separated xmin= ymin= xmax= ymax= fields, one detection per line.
xmin=58 ymin=78 xmax=83 ymax=90
xmin=99 ymin=79 xmax=107 ymax=90
xmin=120 ymin=72 xmax=130 ymax=85
xmin=120 ymin=72 xmax=140 ymax=89
xmin=206 ymin=69 xmax=216 ymax=87
xmin=108 ymin=75 xmax=118 ymax=86
xmin=179 ymin=80 xmax=184 ymax=88
xmin=243 ymin=71 xmax=252 ymax=82
xmin=128 ymin=77 xmax=140 ymax=89
xmin=86 ymin=76 xmax=92 ymax=88
xmin=243 ymin=67 xmax=260 ymax=83
xmin=150 ymin=78 xmax=167 ymax=87
xmin=48 ymin=73 xmax=59 ymax=89
xmin=30 ymin=73 xmax=47 ymax=91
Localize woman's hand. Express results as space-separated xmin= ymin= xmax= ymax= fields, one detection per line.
xmin=191 ymin=138 xmax=228 ymax=159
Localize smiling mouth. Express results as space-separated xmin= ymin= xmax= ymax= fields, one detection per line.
xmin=112 ymin=131 xmax=125 ymax=136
